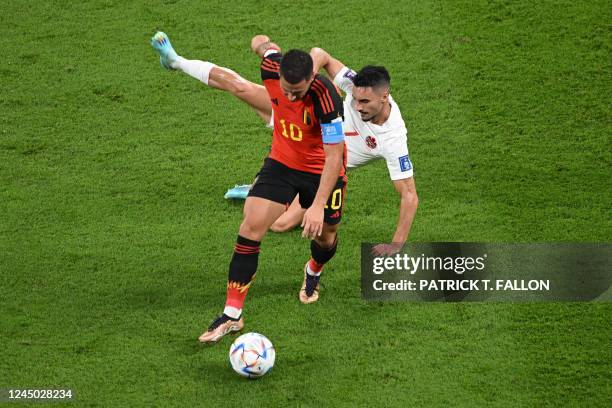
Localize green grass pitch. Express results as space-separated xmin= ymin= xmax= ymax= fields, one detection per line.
xmin=1 ymin=0 xmax=610 ymax=406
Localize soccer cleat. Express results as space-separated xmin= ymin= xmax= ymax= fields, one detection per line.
xmin=299 ymin=263 xmax=320 ymax=304
xmin=224 ymin=184 xmax=252 ymax=200
xmin=198 ymin=314 xmax=244 ymax=344
xmin=150 ymin=31 xmax=178 ymax=70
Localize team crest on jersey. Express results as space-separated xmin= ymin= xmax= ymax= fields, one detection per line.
xmin=303 ymin=109 xmax=312 ymax=126
xmin=365 ymin=136 xmax=377 ymax=149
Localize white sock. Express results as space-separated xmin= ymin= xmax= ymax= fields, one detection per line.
xmin=223 ymin=306 xmax=241 ymax=319
xmin=306 ymin=263 xmax=322 ymax=277
xmin=174 ymin=56 xmax=215 ymax=85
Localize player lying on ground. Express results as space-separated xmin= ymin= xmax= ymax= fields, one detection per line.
xmin=152 ymin=32 xmax=348 ymax=343
xmin=150 ymin=33 xmax=418 ymax=257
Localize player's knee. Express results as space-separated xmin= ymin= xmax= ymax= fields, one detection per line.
xmin=227 ymin=77 xmax=253 ymax=96
xmin=239 ymin=220 xmax=267 ymax=241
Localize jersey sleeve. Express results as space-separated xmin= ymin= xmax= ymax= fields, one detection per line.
xmin=260 ymin=51 xmax=282 ymax=81
xmin=311 ymin=76 xmax=345 ymax=144
xmin=311 ymin=76 xmax=344 ymax=124
xmin=333 ymin=66 xmax=357 ymax=94
xmin=384 ymin=132 xmax=414 ymax=180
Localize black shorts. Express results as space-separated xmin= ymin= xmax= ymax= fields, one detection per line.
xmin=248 ymin=158 xmax=346 ymax=225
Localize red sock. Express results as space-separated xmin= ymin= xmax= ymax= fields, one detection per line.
xmin=225 ymin=279 xmax=253 ymax=311
xmin=224 ymin=235 xmax=260 ymax=316
xmin=308 ymin=258 xmax=324 ymax=274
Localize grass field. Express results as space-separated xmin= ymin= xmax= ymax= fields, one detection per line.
xmin=1 ymin=0 xmax=611 ymax=406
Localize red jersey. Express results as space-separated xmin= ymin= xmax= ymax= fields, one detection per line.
xmin=261 ymin=51 xmax=346 ymax=175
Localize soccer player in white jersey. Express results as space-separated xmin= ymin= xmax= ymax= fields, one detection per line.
xmin=151 ymin=33 xmax=418 ymax=256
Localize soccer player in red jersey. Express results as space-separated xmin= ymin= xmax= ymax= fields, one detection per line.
xmin=151 ymin=32 xmax=418 ymax=258
xmin=196 ymin=35 xmax=347 ymax=343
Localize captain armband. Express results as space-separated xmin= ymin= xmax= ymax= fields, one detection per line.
xmin=321 ymin=118 xmax=344 ymax=144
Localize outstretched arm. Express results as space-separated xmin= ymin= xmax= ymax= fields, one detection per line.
xmin=372 ymin=177 xmax=419 ymax=256
xmin=310 ymin=47 xmax=346 ymax=79
xmin=391 ymin=177 xmax=418 ymax=243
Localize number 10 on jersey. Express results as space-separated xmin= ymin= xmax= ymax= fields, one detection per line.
xmin=279 ymin=119 xmax=303 ymax=141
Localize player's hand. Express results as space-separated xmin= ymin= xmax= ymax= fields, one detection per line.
xmin=251 ymin=35 xmax=270 ymax=54
xmin=301 ymin=205 xmax=324 ymax=239
xmin=371 ymin=243 xmax=404 ymax=257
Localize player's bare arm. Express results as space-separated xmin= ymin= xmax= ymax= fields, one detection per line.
xmin=391 ymin=177 xmax=418 ymax=244
xmin=309 ymin=47 xmax=345 ymax=80
xmin=372 ymin=177 xmax=419 ymax=256
xmin=301 ymin=141 xmax=345 ymax=239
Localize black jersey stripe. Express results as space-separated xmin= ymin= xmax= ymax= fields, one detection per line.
xmin=313 ymin=80 xmax=335 ymax=114
xmin=262 ymin=59 xmax=280 ymax=68
xmin=310 ymin=84 xmax=329 ymax=114
xmin=261 ymin=61 xmax=280 ymax=72
xmin=311 ymin=81 xmax=330 ymax=114
xmin=312 ymin=80 xmax=333 ymax=114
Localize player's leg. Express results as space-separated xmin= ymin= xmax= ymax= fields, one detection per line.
xmin=150 ymin=32 xmax=272 ymax=124
xmin=299 ymin=222 xmax=340 ymax=304
xmin=270 ymin=196 xmax=305 ymax=233
xmin=199 ymin=197 xmax=286 ymax=343
xmin=207 ymin=67 xmax=272 ymax=124
xmin=298 ymin=177 xmax=345 ymax=304
xmin=199 ymin=158 xmax=295 ymax=343
xmin=238 ymin=197 xmax=287 ymax=241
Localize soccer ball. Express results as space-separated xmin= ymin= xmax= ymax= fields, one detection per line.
xmin=229 ymin=332 xmax=275 ymax=379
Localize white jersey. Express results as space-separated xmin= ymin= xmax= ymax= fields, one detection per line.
xmin=333 ymin=66 xmax=413 ymax=180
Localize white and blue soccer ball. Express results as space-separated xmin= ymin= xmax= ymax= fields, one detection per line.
xmin=229 ymin=332 xmax=275 ymax=379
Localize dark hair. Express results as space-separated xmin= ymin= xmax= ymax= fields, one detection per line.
xmin=353 ymin=66 xmax=390 ymax=90
xmin=280 ymin=49 xmax=313 ymax=84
